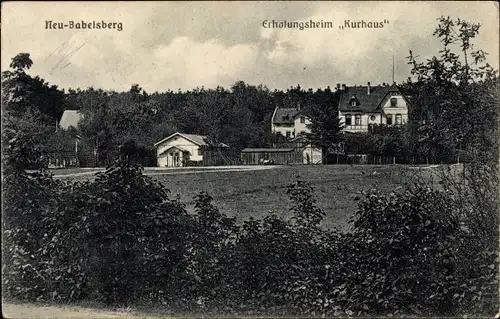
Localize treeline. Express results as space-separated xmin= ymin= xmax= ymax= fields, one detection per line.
xmin=2 ymin=54 xmax=339 ymax=166
xmin=3 ymin=51 xmax=497 ymax=168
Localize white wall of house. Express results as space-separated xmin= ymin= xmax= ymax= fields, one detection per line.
xmin=380 ymin=94 xmax=409 ymax=125
xmin=339 ymin=112 xmax=376 ymax=133
xmin=156 ymin=136 xmax=203 ymax=167
xmin=272 ymin=123 xmax=295 ymax=138
xmin=294 ymin=115 xmax=311 ymax=136
xmin=272 ymin=115 xmax=311 ymax=138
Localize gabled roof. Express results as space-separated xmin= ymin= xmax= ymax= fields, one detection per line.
xmin=338 ymin=83 xmax=406 ymax=112
xmin=154 ymin=132 xmax=229 ymax=148
xmin=158 ymin=145 xmax=189 ymax=156
xmin=272 ymin=107 xmax=305 ymax=124
xmin=154 ymin=132 xmax=208 ymax=147
xmin=59 ymin=110 xmax=83 ymax=130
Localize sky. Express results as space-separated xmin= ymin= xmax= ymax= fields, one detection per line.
xmin=1 ymin=1 xmax=498 ymax=93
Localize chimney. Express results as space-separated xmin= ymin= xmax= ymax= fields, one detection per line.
xmin=342 ymin=84 xmax=347 ymax=91
xmin=367 ymin=82 xmax=371 ymax=95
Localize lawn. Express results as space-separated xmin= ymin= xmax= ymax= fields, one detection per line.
xmin=155 ymin=164 xmax=415 ymax=231
xmin=54 ymin=164 xmax=419 ymax=231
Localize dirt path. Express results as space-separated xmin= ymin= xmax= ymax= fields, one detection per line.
xmin=2 ymin=302 xmax=132 ymax=318
xmin=2 ymin=302 xmax=179 ymax=319
xmin=53 ymin=165 xmax=280 ymax=178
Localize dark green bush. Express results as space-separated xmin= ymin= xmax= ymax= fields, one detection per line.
xmin=2 ymin=159 xmax=497 ymax=317
xmin=335 ymin=187 xmax=462 ymax=316
xmin=3 ymin=158 xmax=193 ymax=305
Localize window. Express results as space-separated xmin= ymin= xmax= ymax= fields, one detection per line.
xmin=300 ymin=116 xmax=305 ymax=123
xmin=370 ymin=115 xmax=376 ymax=121
xmin=351 ymin=101 xmax=357 ymax=107
xmin=345 ymin=115 xmax=352 ymax=126
xmin=396 ymin=114 xmax=402 ymax=125
xmin=286 ymin=131 xmax=291 ymax=138
xmin=386 ymin=114 xmax=393 ymax=125
xmin=390 ymin=98 xmax=398 ymax=107
xmin=197 ymin=149 xmax=202 ymax=156
xmin=355 ymin=114 xmax=362 ymax=126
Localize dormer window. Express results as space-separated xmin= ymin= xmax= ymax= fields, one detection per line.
xmin=351 ymin=101 xmax=357 ymax=107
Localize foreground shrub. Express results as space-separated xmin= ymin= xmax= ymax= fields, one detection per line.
xmin=3 ymin=162 xmax=497 ymax=317
xmin=2 ymin=169 xmax=64 ymax=301
xmin=333 ymin=187 xmax=463 ymax=316
xmin=74 ymin=159 xmax=192 ymax=304
xmin=436 ymin=163 xmax=499 ymax=316
xmin=3 ymin=158 xmax=194 ymax=305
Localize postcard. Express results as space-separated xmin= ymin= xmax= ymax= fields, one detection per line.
xmin=2 ymin=1 xmax=499 ymax=318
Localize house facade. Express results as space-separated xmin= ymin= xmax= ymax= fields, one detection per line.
xmin=338 ymin=83 xmax=410 ymax=133
xmin=270 ymin=107 xmax=323 ymax=164
xmin=271 ymin=107 xmax=312 ymax=138
xmin=154 ymin=132 xmax=228 ymax=167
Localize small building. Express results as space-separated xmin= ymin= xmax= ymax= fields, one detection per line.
xmin=241 ymin=148 xmax=303 ymax=165
xmin=154 ymin=132 xmax=228 ymax=167
xmin=290 ymin=137 xmax=323 ymax=164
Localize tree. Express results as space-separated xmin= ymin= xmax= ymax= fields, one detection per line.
xmin=303 ymin=88 xmax=343 ymax=164
xmin=1 ymin=53 xmax=68 ymax=171
xmin=2 ymin=53 xmax=66 ymax=126
xmin=9 ymin=53 xmax=33 ymax=71
xmin=406 ymin=16 xmax=498 ymax=165
xmin=407 ymin=15 xmax=499 ymax=255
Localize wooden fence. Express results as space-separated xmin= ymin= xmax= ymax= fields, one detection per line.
xmin=200 ymin=149 xmax=242 ymax=166
xmin=241 ymin=148 xmax=303 ymax=165
xmin=45 ymin=152 xmax=98 ymax=168
xmin=326 ymin=154 xmax=433 ymax=165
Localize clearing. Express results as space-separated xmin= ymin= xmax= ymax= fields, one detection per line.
xmin=53 ymin=164 xmax=422 ymax=231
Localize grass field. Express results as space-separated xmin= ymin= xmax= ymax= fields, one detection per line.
xmin=53 ymin=164 xmax=422 ymax=231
